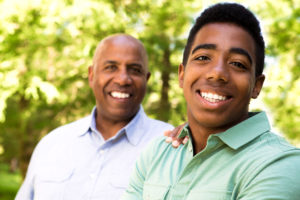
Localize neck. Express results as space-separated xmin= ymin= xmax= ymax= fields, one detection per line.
xmin=188 ymin=120 xmax=234 ymax=155
xmin=189 ymin=125 xmax=212 ymax=155
xmin=95 ymin=113 xmax=133 ymax=141
xmin=189 ymin=119 xmax=250 ymax=155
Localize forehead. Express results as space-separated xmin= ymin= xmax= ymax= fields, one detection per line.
xmin=95 ymin=37 xmax=147 ymax=67
xmin=191 ymin=23 xmax=256 ymax=60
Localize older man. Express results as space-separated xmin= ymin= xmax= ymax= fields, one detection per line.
xmin=16 ymin=34 xmax=173 ymax=200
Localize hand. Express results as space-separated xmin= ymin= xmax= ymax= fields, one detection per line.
xmin=164 ymin=123 xmax=189 ymax=148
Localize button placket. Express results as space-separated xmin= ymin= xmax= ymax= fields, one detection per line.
xmin=87 ymin=146 xmax=107 ymax=198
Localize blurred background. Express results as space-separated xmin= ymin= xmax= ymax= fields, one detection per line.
xmin=0 ymin=0 xmax=299 ymax=199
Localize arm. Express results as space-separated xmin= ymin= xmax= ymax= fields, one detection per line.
xmin=238 ymin=152 xmax=300 ymax=200
xmin=15 ymin=134 xmax=50 ymax=200
xmin=15 ymin=146 xmax=40 ymax=200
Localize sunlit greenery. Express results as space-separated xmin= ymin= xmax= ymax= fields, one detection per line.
xmin=0 ymin=0 xmax=299 ymax=197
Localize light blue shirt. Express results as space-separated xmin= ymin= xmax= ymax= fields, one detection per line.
xmin=16 ymin=106 xmax=173 ymax=200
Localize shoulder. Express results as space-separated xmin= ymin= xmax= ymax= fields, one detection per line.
xmin=144 ymin=117 xmax=174 ymax=131
xmin=24 ymin=116 xmax=92 ymax=176
xmin=141 ymin=113 xmax=174 ymax=135
xmin=238 ymin=131 xmax=300 ymax=197
xmin=138 ymin=135 xmax=179 ymax=165
xmin=145 ymin=135 xmax=171 ymax=151
xmin=261 ymin=131 xmax=300 ymax=171
xmin=134 ymin=109 xmax=174 ymax=141
xmin=255 ymin=131 xmax=300 ymax=160
xmin=42 ymin=115 xmax=90 ymax=142
xmin=33 ymin=115 xmax=91 ymax=155
xmin=243 ymin=130 xmax=300 ymax=167
xmin=139 ymin=106 xmax=173 ymax=130
xmin=239 ymin=138 xmax=300 ymax=199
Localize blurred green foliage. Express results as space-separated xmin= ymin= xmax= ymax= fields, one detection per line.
xmin=0 ymin=0 xmax=299 ymax=197
xmin=0 ymin=163 xmax=21 ymax=200
xmin=255 ymin=0 xmax=300 ymax=145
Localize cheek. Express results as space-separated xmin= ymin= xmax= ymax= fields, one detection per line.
xmin=235 ymin=76 xmax=254 ymax=98
xmin=182 ymin=67 xmax=199 ymax=90
xmin=134 ymin=78 xmax=148 ymax=94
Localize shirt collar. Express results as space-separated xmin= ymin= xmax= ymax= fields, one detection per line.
xmin=75 ymin=106 xmax=98 ymax=137
xmin=217 ymin=112 xmax=270 ymax=149
xmin=178 ymin=112 xmax=270 ymax=150
xmin=123 ymin=105 xmax=147 ymax=146
xmin=80 ymin=105 xmax=146 ymax=146
xmin=90 ymin=107 xmax=98 ymax=134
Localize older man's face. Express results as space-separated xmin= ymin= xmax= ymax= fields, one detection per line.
xmin=89 ymin=36 xmax=150 ymax=123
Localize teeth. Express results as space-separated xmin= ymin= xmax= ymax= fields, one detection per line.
xmin=201 ymin=92 xmax=226 ymax=103
xmin=111 ymin=91 xmax=130 ymax=99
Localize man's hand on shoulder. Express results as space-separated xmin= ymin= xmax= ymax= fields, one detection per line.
xmin=164 ymin=123 xmax=189 ymax=148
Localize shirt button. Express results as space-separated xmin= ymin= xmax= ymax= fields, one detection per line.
xmin=189 ymin=147 xmax=193 ymax=152
xmin=99 ymin=150 xmax=105 ymax=155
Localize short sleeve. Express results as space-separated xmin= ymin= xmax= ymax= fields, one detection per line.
xmin=238 ymin=151 xmax=300 ymax=200
xmin=15 ymin=139 xmax=45 ymax=200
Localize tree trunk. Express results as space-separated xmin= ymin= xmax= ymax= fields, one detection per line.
xmin=158 ymin=46 xmax=171 ymax=122
xmin=18 ymin=95 xmax=35 ymax=178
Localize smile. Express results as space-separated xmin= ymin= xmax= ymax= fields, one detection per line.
xmin=200 ymin=92 xmax=228 ymax=103
xmin=110 ymin=91 xmax=130 ymax=99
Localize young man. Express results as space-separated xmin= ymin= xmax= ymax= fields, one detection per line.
xmin=16 ymin=34 xmax=174 ymax=200
xmin=122 ymin=3 xmax=300 ymax=199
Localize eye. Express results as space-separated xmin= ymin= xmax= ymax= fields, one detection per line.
xmin=230 ymin=61 xmax=247 ymax=70
xmin=104 ymin=65 xmax=117 ymax=71
xmin=128 ymin=64 xmax=144 ymax=75
xmin=130 ymin=67 xmax=142 ymax=73
xmin=195 ymin=55 xmax=210 ymax=61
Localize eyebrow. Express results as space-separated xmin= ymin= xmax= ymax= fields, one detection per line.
xmin=104 ymin=60 xmax=118 ymax=65
xmin=104 ymin=60 xmax=143 ymax=69
xmin=191 ymin=44 xmax=216 ymax=54
xmin=229 ymin=48 xmax=253 ymax=65
xmin=191 ymin=43 xmax=253 ymax=65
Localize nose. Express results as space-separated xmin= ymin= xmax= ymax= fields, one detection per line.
xmin=115 ymin=68 xmax=133 ymax=86
xmin=206 ymin=59 xmax=229 ymax=83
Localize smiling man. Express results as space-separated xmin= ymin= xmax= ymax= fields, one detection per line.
xmin=122 ymin=3 xmax=300 ymax=200
xmin=16 ymin=34 xmax=173 ymax=200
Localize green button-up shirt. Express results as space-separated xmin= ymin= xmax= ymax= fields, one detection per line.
xmin=122 ymin=112 xmax=300 ymax=200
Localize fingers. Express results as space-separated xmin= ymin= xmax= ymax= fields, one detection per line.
xmin=182 ymin=136 xmax=189 ymax=145
xmin=163 ymin=130 xmax=172 ymax=137
xmin=164 ymin=130 xmax=173 ymax=143
xmin=164 ymin=126 xmax=182 ymax=144
xmin=164 ymin=122 xmax=189 ymax=148
xmin=171 ymin=136 xmax=189 ymax=148
xmin=165 ymin=135 xmax=173 ymax=143
xmin=164 ymin=126 xmax=182 ymax=138
xmin=171 ymin=139 xmax=181 ymax=148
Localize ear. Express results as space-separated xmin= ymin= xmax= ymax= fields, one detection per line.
xmin=252 ymin=74 xmax=265 ymax=99
xmin=88 ymin=65 xmax=94 ymax=87
xmin=146 ymin=72 xmax=151 ymax=82
xmin=178 ymin=63 xmax=185 ymax=88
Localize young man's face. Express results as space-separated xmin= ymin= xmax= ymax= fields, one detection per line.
xmin=89 ymin=36 xmax=150 ymax=123
xmin=179 ymin=23 xmax=264 ymax=133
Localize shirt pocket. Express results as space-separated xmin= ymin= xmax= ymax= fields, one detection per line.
xmin=143 ymin=182 xmax=170 ymax=200
xmin=33 ymin=167 xmax=74 ymax=200
xmin=186 ymin=188 xmax=232 ymax=200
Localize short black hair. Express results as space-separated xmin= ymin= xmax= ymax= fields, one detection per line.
xmin=182 ymin=3 xmax=265 ymax=76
